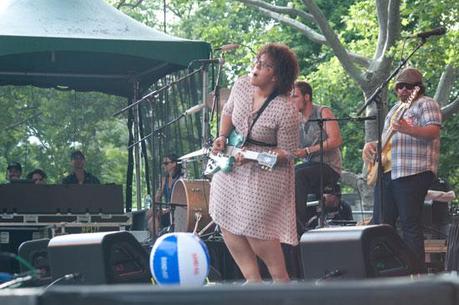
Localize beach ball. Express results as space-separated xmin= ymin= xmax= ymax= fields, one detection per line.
xmin=149 ymin=232 xmax=210 ymax=286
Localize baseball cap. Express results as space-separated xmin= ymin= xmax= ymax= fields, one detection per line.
xmin=7 ymin=161 xmax=22 ymax=172
xmin=70 ymin=150 xmax=85 ymax=160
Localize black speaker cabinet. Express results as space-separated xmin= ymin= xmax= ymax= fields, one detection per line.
xmin=48 ymin=231 xmax=150 ymax=285
xmin=18 ymin=238 xmax=51 ymax=280
xmin=300 ymin=225 xmax=423 ymax=280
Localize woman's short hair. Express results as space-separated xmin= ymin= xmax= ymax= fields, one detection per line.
xmin=257 ymin=43 xmax=299 ymax=95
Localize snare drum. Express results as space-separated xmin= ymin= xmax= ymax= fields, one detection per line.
xmin=170 ymin=179 xmax=211 ymax=232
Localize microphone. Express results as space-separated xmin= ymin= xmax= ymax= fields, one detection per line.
xmin=184 ymin=104 xmax=205 ymax=115
xmin=215 ymin=44 xmax=240 ymax=52
xmin=187 ymin=58 xmax=224 ymax=71
xmin=409 ymin=27 xmax=446 ymax=39
xmin=192 ymin=58 xmax=225 ymax=65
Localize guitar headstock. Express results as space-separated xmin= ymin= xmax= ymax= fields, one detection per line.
xmin=406 ymin=86 xmax=421 ymax=106
xmin=257 ymin=151 xmax=278 ymax=171
xmin=204 ymin=158 xmax=220 ymax=176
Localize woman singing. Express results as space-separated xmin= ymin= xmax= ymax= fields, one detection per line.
xmin=209 ymin=43 xmax=299 ymax=283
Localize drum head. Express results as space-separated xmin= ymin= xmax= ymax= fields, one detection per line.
xmin=170 ymin=179 xmax=211 ymax=232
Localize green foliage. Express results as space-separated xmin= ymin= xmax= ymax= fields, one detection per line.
xmin=164 ymin=0 xmax=459 ymax=191
xmin=0 ymin=86 xmax=126 ymax=185
xmin=1 ymin=0 xmax=457 ymax=202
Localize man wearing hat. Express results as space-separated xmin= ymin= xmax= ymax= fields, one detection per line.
xmin=303 ymin=183 xmax=353 ymax=229
xmin=362 ymin=67 xmax=441 ymax=269
xmin=6 ymin=162 xmax=22 ymax=182
xmin=62 ymin=150 xmax=100 ymax=184
xmin=322 ymin=184 xmax=353 ymax=222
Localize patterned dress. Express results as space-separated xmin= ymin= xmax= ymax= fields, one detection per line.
xmin=209 ymin=76 xmax=299 ymax=245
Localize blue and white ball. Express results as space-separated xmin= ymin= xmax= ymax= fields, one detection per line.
xmin=150 ymin=232 xmax=210 ymax=286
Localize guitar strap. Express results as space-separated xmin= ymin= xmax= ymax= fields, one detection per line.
xmin=244 ymin=91 xmax=278 ymax=147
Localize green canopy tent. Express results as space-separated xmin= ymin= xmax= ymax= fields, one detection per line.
xmin=0 ymin=0 xmax=211 ymax=97
xmin=0 ymin=0 xmax=211 ymax=210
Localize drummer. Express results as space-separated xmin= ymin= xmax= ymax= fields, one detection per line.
xmin=154 ymin=153 xmax=183 ymax=203
xmin=147 ymin=153 xmax=183 ymax=235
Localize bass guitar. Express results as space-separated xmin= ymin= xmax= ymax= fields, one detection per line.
xmin=366 ymin=86 xmax=420 ymax=186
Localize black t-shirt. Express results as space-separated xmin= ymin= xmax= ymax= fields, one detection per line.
xmin=62 ymin=171 xmax=100 ymax=184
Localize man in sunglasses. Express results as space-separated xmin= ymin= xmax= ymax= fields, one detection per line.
xmin=362 ymin=67 xmax=441 ymax=271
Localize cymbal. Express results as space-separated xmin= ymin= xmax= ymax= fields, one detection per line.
xmin=178 ymin=147 xmax=208 ymax=160
xmin=205 ymin=88 xmax=231 ymax=113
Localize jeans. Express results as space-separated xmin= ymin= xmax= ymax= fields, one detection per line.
xmin=373 ymin=171 xmax=434 ymax=268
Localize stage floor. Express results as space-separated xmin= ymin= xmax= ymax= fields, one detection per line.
xmin=1 ymin=274 xmax=459 ymax=305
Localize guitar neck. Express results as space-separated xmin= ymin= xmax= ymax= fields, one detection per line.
xmin=226 ymin=146 xmax=259 ymax=161
xmin=380 ymin=87 xmax=420 ymax=150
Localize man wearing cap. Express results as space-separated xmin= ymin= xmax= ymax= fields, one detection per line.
xmin=304 ymin=184 xmax=353 ymax=229
xmin=322 ymin=184 xmax=353 ymax=222
xmin=362 ymin=67 xmax=441 ymax=269
xmin=62 ymin=150 xmax=100 ymax=184
xmin=6 ymin=162 xmax=22 ymax=182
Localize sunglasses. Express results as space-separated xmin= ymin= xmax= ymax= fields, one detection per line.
xmin=396 ymin=83 xmax=416 ymax=90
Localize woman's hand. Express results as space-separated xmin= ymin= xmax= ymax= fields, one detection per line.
xmin=234 ymin=149 xmax=248 ymax=166
xmin=212 ymin=136 xmax=227 ymax=154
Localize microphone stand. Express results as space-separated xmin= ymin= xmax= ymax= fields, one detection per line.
xmin=128 ymin=112 xmax=186 ymax=149
xmin=209 ymin=57 xmax=224 ymax=139
xmin=308 ymin=116 xmax=376 ymax=228
xmin=113 ymin=69 xmax=202 ymax=117
xmin=356 ymin=37 xmax=427 ymax=223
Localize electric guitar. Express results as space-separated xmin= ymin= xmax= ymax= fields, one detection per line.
xmin=366 ymin=86 xmax=420 ymax=186
xmin=204 ymin=130 xmax=278 ymax=176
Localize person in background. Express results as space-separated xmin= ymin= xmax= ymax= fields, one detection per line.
xmin=62 ymin=150 xmax=100 ymax=184
xmin=147 ymin=153 xmax=183 ymax=235
xmin=27 ymin=169 xmax=47 ymax=184
xmin=154 ymin=153 xmax=183 ymax=203
xmin=305 ymin=183 xmax=353 ymax=229
xmin=6 ymin=162 xmax=22 ymax=182
xmin=290 ymin=80 xmax=343 ymax=234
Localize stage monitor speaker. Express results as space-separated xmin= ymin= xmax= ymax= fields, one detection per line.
xmin=48 ymin=231 xmax=150 ymax=285
xmin=300 ymin=225 xmax=423 ymax=280
xmin=18 ymin=238 xmax=51 ymax=281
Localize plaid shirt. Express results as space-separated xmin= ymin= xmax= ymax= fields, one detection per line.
xmin=386 ymin=95 xmax=441 ymax=180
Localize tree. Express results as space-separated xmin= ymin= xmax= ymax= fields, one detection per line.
xmin=233 ymin=0 xmax=459 ymax=206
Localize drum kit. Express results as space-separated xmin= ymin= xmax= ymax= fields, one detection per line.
xmin=153 ymin=164 xmax=214 ymax=238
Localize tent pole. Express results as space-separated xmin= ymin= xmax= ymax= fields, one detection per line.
xmin=132 ymin=80 xmax=142 ymax=210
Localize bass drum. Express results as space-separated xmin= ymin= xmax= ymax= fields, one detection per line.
xmin=170 ymin=179 xmax=211 ymax=233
